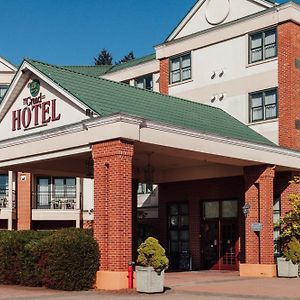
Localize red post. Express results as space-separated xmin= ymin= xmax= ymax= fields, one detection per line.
xmin=127 ymin=262 xmax=134 ymax=289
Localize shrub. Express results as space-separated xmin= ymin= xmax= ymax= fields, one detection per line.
xmin=0 ymin=229 xmax=99 ymax=291
xmin=137 ymin=237 xmax=169 ymax=274
xmin=39 ymin=228 xmax=99 ymax=290
xmin=284 ymin=237 xmax=300 ymax=264
xmin=0 ymin=230 xmax=50 ymax=285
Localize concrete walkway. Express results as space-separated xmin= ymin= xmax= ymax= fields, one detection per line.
xmin=0 ymin=271 xmax=299 ymax=300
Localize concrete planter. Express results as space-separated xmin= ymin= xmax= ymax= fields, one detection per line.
xmin=135 ymin=266 xmax=164 ymax=293
xmin=277 ymin=257 xmax=298 ymax=278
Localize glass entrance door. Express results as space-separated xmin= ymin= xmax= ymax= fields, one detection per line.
xmin=202 ymin=200 xmax=238 ymax=271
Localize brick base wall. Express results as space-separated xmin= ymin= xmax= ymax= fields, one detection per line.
xmin=159 ymin=176 xmax=244 ymax=270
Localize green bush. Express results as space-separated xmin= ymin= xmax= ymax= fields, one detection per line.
xmin=137 ymin=237 xmax=169 ymax=274
xmin=0 ymin=230 xmax=50 ymax=285
xmin=0 ymin=229 xmax=99 ymax=291
xmin=284 ymin=237 xmax=300 ymax=264
xmin=39 ymin=228 xmax=99 ymax=290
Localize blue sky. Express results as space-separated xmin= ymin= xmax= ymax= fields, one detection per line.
xmin=0 ymin=0 xmax=294 ymax=66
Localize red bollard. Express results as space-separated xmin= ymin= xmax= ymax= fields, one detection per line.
xmin=127 ymin=262 xmax=135 ymax=289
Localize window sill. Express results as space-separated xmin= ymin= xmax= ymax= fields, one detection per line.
xmin=248 ymin=118 xmax=278 ymax=126
xmin=246 ymin=57 xmax=278 ymax=68
xmin=169 ymin=79 xmax=193 ymax=88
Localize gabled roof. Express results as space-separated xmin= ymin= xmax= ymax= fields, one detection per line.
xmin=165 ymin=0 xmax=277 ymax=42
xmin=25 ymin=59 xmax=274 ymax=146
xmin=0 ymin=56 xmax=17 ymax=72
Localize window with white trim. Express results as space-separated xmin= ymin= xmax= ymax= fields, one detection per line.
xmin=249 ymin=28 xmax=277 ymax=64
xmin=135 ymin=74 xmax=153 ymax=90
xmin=170 ymin=53 xmax=191 ymax=84
xmin=249 ymin=88 xmax=277 ymax=123
xmin=0 ymin=85 xmax=8 ymax=102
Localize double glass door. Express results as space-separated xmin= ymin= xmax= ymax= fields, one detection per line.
xmin=202 ymin=200 xmax=239 ymax=271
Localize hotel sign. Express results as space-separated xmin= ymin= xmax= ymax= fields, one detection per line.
xmin=12 ymin=79 xmax=61 ymax=131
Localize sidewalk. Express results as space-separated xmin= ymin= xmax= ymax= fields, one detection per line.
xmin=0 ymin=271 xmax=299 ymax=300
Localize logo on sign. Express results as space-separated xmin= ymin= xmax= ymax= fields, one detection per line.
xmin=12 ymin=79 xmax=61 ymax=131
xmin=28 ymin=79 xmax=40 ymax=97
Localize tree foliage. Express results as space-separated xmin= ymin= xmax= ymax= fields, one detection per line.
xmin=94 ymin=48 xmax=113 ymax=65
xmin=116 ymin=51 xmax=135 ymax=64
xmin=280 ymin=176 xmax=300 ymax=248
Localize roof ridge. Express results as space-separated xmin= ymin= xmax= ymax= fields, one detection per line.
xmin=62 ymin=64 xmax=112 ymax=68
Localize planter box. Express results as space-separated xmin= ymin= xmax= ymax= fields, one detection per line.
xmin=277 ymin=257 xmax=298 ymax=278
xmin=135 ymin=266 xmax=164 ymax=293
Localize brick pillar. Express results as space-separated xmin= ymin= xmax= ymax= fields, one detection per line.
xmin=278 ymin=21 xmax=300 ymax=150
xmin=92 ymin=139 xmax=134 ymax=290
xmin=160 ymin=58 xmax=169 ymax=95
xmin=17 ymin=172 xmax=32 ymax=230
xmin=241 ymin=165 xmax=276 ymax=277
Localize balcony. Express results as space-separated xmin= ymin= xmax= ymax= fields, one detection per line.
xmin=32 ymin=192 xmax=78 ymax=210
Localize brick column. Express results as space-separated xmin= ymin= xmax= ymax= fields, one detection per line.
xmin=92 ymin=139 xmax=134 ymax=290
xmin=189 ymin=199 xmax=200 ymax=270
xmin=17 ymin=172 xmax=32 ymax=230
xmin=278 ymin=21 xmax=300 ymax=150
xmin=241 ymin=165 xmax=276 ymax=277
xmin=160 ymin=58 xmax=169 ymax=95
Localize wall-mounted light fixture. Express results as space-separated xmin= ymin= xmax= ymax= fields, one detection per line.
xmin=211 ymin=95 xmax=216 ymax=102
xmin=242 ymin=203 xmax=251 ymax=217
xmin=211 ymin=71 xmax=216 ymax=79
xmin=219 ymin=69 xmax=224 ymax=77
xmin=219 ymin=94 xmax=224 ymax=101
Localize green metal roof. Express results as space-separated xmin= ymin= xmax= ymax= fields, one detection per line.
xmin=26 ymin=59 xmax=274 ymax=146
xmin=62 ymin=65 xmax=113 ymax=77
xmin=107 ymin=53 xmax=156 ymax=74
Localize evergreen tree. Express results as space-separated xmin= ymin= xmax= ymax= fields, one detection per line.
xmin=94 ymin=48 xmax=113 ymax=65
xmin=116 ymin=51 xmax=135 ymax=64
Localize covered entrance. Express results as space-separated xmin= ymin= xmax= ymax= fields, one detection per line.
xmin=202 ymin=200 xmax=238 ymax=270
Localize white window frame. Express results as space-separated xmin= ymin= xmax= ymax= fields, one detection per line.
xmin=249 ymin=28 xmax=277 ymax=64
xmin=169 ymin=53 xmax=191 ymax=84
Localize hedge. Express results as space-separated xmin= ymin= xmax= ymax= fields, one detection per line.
xmin=0 ymin=228 xmax=99 ymax=290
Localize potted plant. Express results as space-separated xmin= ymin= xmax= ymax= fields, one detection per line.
xmin=277 ymin=177 xmax=300 ymax=277
xmin=135 ymin=237 xmax=169 ymax=293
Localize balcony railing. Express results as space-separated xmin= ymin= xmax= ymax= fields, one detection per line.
xmin=0 ymin=189 xmax=16 ymax=208
xmin=32 ymin=192 xmax=77 ymax=210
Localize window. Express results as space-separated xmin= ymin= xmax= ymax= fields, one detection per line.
xmin=137 ymin=183 xmax=153 ymax=194
xmin=168 ymin=203 xmax=190 ymax=270
xmin=0 ymin=85 xmax=8 ymax=102
xmin=274 ymin=196 xmax=281 ymax=258
xmin=249 ymin=88 xmax=277 ymax=123
xmin=135 ymin=75 xmax=153 ymax=90
xmin=170 ymin=53 xmax=191 ymax=84
xmin=249 ymin=28 xmax=277 ymax=64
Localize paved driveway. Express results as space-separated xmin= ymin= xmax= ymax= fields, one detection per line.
xmin=0 ymin=271 xmax=299 ymax=300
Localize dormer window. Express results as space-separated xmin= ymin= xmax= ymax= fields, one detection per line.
xmin=170 ymin=53 xmax=191 ymax=84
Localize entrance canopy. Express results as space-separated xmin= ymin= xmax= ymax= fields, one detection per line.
xmin=0 ymin=59 xmax=299 ymax=179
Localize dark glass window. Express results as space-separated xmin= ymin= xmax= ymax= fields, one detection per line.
xmin=170 ymin=53 xmax=191 ymax=84
xmin=249 ymin=88 xmax=277 ymax=123
xmin=135 ymin=75 xmax=153 ymax=90
xmin=249 ymin=28 xmax=277 ymax=64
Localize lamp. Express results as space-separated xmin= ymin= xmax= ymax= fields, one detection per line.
xmin=242 ymin=203 xmax=250 ymax=217
xmin=144 ymin=152 xmax=154 ymax=185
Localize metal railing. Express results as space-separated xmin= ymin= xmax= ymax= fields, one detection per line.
xmin=32 ymin=192 xmax=77 ymax=210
